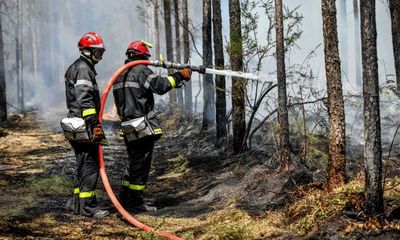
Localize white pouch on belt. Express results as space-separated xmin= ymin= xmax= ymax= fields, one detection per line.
xmin=120 ymin=112 xmax=162 ymax=142
xmin=121 ymin=117 xmax=153 ymax=141
xmin=60 ymin=117 xmax=92 ymax=142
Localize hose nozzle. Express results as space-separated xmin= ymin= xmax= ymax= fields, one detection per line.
xmin=149 ymin=60 xmax=206 ymax=74
xmin=190 ymin=65 xmax=206 ymax=74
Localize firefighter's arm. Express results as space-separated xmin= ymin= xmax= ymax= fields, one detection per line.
xmin=74 ymin=69 xmax=98 ymax=124
xmin=139 ymin=68 xmax=192 ymax=95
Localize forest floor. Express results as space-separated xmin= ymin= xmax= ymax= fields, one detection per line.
xmin=1 ymin=111 xmax=400 ymax=239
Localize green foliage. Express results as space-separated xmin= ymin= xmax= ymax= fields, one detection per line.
xmin=0 ymin=175 xmax=72 ymax=219
xmin=306 ymin=133 xmax=328 ymax=168
xmin=0 ymin=194 xmax=38 ymax=219
xmin=225 ymin=0 xmax=304 ymax=71
xmin=207 ymin=220 xmax=250 ymax=240
xmin=287 ymin=179 xmax=364 ymax=235
xmin=235 ymin=0 xmax=303 ymax=72
xmin=27 ymin=175 xmax=73 ymax=196
xmin=138 ymin=231 xmax=157 ymax=240
xmin=282 ymin=5 xmax=304 ymax=49
xmin=138 ymin=217 xmax=168 ymax=240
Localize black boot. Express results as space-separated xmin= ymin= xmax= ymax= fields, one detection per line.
xmin=130 ymin=190 xmax=157 ymax=212
xmin=118 ymin=185 xmax=131 ymax=209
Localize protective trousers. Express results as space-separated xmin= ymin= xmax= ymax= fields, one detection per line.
xmin=68 ymin=141 xmax=101 ymax=216
xmin=119 ymin=136 xmax=155 ymax=208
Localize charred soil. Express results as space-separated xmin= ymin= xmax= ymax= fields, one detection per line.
xmin=1 ymin=112 xmax=400 ymax=239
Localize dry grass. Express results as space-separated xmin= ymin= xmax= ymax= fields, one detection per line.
xmin=1 ymin=114 xmax=400 ymax=239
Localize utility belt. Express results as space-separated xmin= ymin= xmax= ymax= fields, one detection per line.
xmin=120 ymin=111 xmax=163 ymax=142
xmin=60 ymin=117 xmax=93 ymax=142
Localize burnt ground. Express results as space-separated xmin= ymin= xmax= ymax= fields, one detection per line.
xmin=1 ymin=112 xmax=400 ymax=239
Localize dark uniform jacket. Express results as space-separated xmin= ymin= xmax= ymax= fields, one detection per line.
xmin=113 ymin=62 xmax=183 ymax=121
xmin=65 ymin=56 xmax=100 ymax=119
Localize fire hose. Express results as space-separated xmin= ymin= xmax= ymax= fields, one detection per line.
xmin=98 ymin=59 xmax=205 ymax=240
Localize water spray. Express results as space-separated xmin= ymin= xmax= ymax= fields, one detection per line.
xmin=149 ymin=60 xmax=270 ymax=81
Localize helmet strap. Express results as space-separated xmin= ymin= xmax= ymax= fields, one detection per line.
xmin=81 ymin=49 xmax=91 ymax=58
xmin=80 ymin=49 xmax=97 ymax=65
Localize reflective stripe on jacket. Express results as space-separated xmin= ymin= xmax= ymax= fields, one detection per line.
xmin=112 ymin=62 xmax=179 ymax=120
xmin=64 ymin=56 xmax=100 ymax=118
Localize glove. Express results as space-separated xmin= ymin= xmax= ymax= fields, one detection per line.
xmin=179 ymin=68 xmax=192 ymax=81
xmin=83 ymin=114 xmax=100 ymax=126
xmin=92 ymin=124 xmax=105 ymax=142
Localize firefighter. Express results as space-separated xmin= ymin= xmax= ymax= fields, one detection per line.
xmin=113 ymin=40 xmax=192 ymax=212
xmin=64 ymin=32 xmax=109 ymax=218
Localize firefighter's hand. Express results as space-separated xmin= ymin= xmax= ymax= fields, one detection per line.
xmin=179 ymin=68 xmax=192 ymax=81
xmin=92 ymin=124 xmax=105 ymax=142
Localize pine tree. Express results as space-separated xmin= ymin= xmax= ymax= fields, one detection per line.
xmin=173 ymin=0 xmax=184 ymax=107
xmin=202 ymin=0 xmax=215 ymax=130
xmin=361 ymin=0 xmax=384 ymax=217
xmin=213 ymin=0 xmax=227 ymax=140
xmin=16 ymin=0 xmax=24 ymax=111
xmin=389 ymin=0 xmax=400 ymax=91
xmin=339 ymin=0 xmax=348 ymax=78
xmin=183 ymin=0 xmax=193 ymax=114
xmin=322 ymin=0 xmax=347 ymax=191
xmin=153 ymin=0 xmax=161 ymax=59
xmin=275 ymin=0 xmax=291 ymax=170
xmin=229 ymin=0 xmax=246 ymax=154
xmin=353 ymin=0 xmax=362 ymax=88
xmin=163 ymin=0 xmax=176 ymax=106
xmin=0 ymin=1 xmax=6 ymax=121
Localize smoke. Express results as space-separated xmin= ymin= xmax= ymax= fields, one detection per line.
xmin=2 ymin=0 xmax=397 ymax=147
xmin=3 ymin=0 xmax=150 ymax=115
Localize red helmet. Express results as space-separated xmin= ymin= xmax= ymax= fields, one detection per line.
xmin=78 ymin=32 xmax=105 ymax=50
xmin=126 ymin=40 xmax=152 ymax=58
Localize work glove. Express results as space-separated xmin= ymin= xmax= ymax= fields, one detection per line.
xmin=172 ymin=68 xmax=192 ymax=88
xmin=179 ymin=68 xmax=192 ymax=81
xmin=92 ymin=124 xmax=106 ymax=143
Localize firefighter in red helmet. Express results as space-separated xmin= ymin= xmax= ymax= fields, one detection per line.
xmin=113 ymin=40 xmax=192 ymax=212
xmin=63 ymin=32 xmax=109 ymax=217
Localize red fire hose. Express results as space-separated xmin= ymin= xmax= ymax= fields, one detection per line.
xmin=98 ymin=60 xmax=182 ymax=240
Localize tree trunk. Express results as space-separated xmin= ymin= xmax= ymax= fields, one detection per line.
xmin=213 ymin=0 xmax=227 ymax=140
xmin=202 ymin=0 xmax=215 ymax=130
xmin=163 ymin=0 xmax=176 ymax=106
xmin=229 ymin=0 xmax=246 ymax=154
xmin=0 ymin=2 xmax=6 ymax=122
xmin=339 ymin=0 xmax=348 ymax=79
xmin=183 ymin=0 xmax=193 ymax=114
xmin=353 ymin=0 xmax=362 ymax=88
xmin=275 ymin=0 xmax=291 ymax=170
xmin=153 ymin=0 xmax=160 ymax=60
xmin=49 ymin=0 xmax=60 ymax=85
xmin=173 ymin=0 xmax=184 ymax=108
xmin=322 ymin=0 xmax=347 ymax=192
xmin=360 ymin=0 xmax=384 ymax=217
xmin=16 ymin=0 xmax=24 ymax=111
xmin=29 ymin=0 xmax=38 ymax=87
xmin=390 ymin=0 xmax=400 ymax=91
